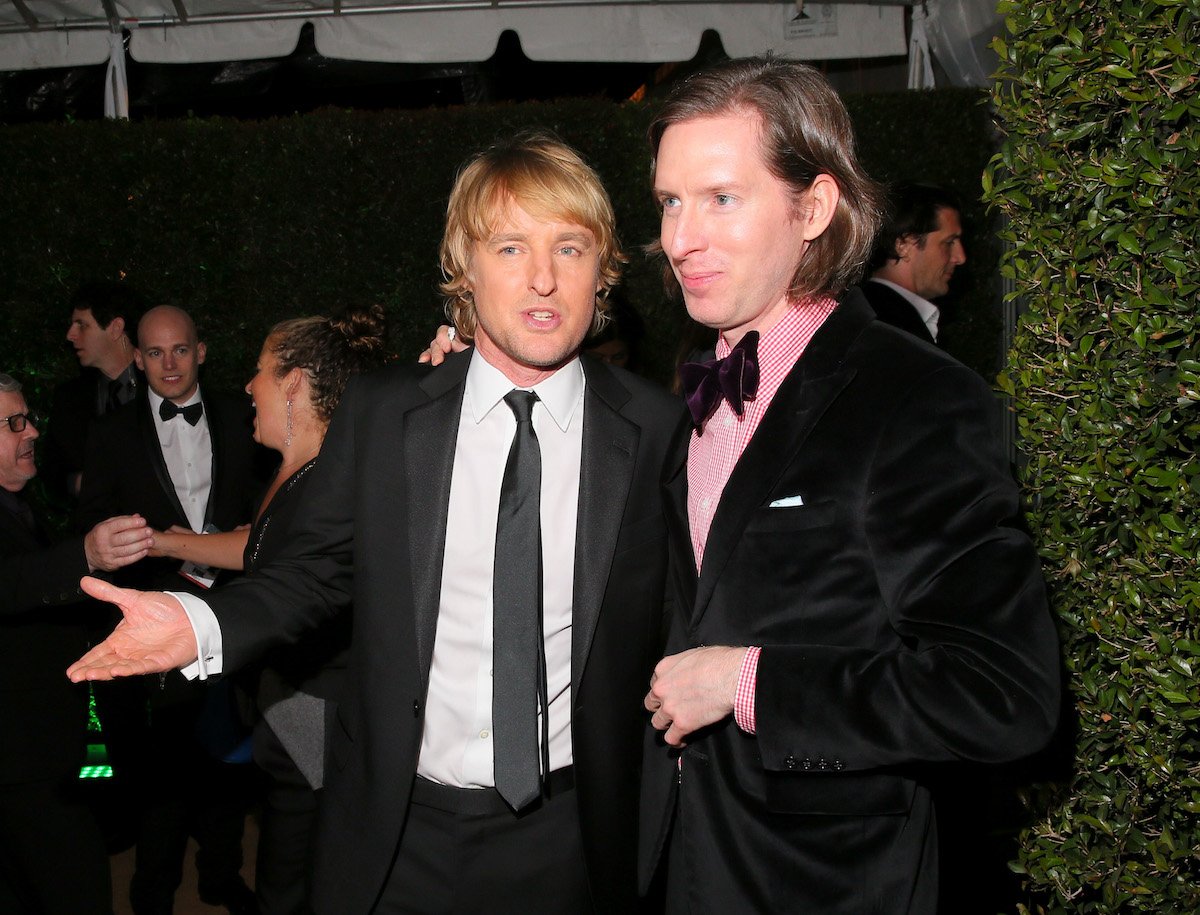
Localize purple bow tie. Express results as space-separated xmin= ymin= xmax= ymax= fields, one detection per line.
xmin=680 ymin=331 xmax=760 ymax=430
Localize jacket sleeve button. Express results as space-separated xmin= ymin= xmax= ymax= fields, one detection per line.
xmin=784 ymin=754 xmax=797 ymax=769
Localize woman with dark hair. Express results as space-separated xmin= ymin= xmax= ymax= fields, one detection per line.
xmin=150 ymin=304 xmax=387 ymax=914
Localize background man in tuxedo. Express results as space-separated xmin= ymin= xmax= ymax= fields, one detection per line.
xmin=859 ymin=182 xmax=968 ymax=345
xmin=42 ymin=280 xmax=145 ymax=502
xmin=0 ymin=371 xmax=151 ymax=913
xmin=70 ymin=134 xmax=684 ymax=913
xmin=77 ymin=304 xmax=262 ymax=914
xmin=78 ymin=305 xmax=262 ymax=558
xmin=639 ymin=57 xmax=1060 ymax=913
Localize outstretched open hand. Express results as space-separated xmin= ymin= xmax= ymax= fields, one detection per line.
xmin=66 ymin=577 xmax=198 ymax=682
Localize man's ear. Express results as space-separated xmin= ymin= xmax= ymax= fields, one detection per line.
xmin=798 ymin=174 xmax=840 ymax=242
xmin=196 ymin=342 xmax=207 ymax=366
xmin=107 ymin=316 xmax=125 ymax=340
xmin=133 ymin=349 xmax=145 ymax=371
xmin=894 ymin=232 xmax=924 ymax=262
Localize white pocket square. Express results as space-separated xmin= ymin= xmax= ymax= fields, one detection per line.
xmin=769 ymin=494 xmax=805 ymax=508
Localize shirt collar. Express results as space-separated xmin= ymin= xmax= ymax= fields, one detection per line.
xmin=115 ymin=363 xmax=138 ymax=387
xmin=716 ymin=296 xmax=838 ymax=371
xmin=465 ymin=349 xmax=584 ymax=433
xmin=867 ymin=278 xmax=941 ymax=340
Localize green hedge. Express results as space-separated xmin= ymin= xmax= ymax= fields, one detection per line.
xmin=0 ymin=89 xmax=996 ymax=406
xmin=986 ymin=0 xmax=1200 ymax=910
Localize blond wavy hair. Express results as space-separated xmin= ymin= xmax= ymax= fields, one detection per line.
xmin=439 ymin=132 xmax=626 ymax=340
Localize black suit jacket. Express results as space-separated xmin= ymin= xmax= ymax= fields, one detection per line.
xmin=0 ymin=499 xmax=92 ymax=784
xmin=77 ymin=386 xmax=263 ymax=593
xmin=42 ymin=366 xmax=144 ymax=504
xmin=860 ymin=279 xmax=938 ymax=345
xmin=41 ymin=369 xmax=103 ymax=503
xmin=205 ymin=351 xmax=686 ymax=913
xmin=640 ymin=292 xmax=1060 ymax=913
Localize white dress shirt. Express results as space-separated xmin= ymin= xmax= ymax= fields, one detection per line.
xmin=419 ymin=350 xmax=583 ymax=786
xmin=178 ymin=351 xmax=585 ymax=788
xmin=147 ymin=387 xmax=213 ymax=532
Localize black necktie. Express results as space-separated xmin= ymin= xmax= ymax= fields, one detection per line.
xmin=679 ymin=330 xmax=761 ymax=430
xmin=492 ymin=390 xmax=547 ymax=812
xmin=106 ymin=374 xmax=136 ymax=414
xmin=159 ymin=399 xmax=203 ymax=426
xmin=105 ymin=379 xmax=123 ymax=414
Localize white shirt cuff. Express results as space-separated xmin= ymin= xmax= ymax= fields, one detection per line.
xmin=168 ymin=590 xmax=224 ymax=680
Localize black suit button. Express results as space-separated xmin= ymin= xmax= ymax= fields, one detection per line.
xmin=412 ymin=700 xmax=421 ymax=718
xmin=784 ymin=755 xmax=797 ymax=770
xmin=833 ymin=759 xmax=844 ymax=771
xmin=801 ymin=757 xmax=813 ymax=770
xmin=816 ymin=757 xmax=829 ymax=771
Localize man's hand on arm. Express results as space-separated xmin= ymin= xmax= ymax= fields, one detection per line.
xmin=83 ymin=514 xmax=153 ymax=572
xmin=417 ymin=325 xmax=469 ymax=366
xmin=66 ymin=577 xmax=199 ymax=681
xmin=644 ymin=646 xmax=748 ymax=747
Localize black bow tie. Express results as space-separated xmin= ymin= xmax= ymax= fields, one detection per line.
xmin=679 ymin=331 xmax=761 ymax=430
xmin=159 ymin=399 xmax=204 ymax=426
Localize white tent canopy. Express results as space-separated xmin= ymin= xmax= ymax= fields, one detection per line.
xmin=1 ymin=0 xmax=1002 ymax=116
xmin=2 ymin=1 xmax=911 ymax=68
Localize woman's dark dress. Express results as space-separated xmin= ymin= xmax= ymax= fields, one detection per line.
xmin=244 ymin=459 xmax=350 ymax=915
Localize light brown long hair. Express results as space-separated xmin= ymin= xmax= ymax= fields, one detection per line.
xmin=649 ymin=56 xmax=885 ymax=301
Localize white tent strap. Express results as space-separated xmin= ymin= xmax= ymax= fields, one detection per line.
xmin=906 ymin=0 xmax=934 ymax=89
xmin=104 ymin=28 xmax=129 ymax=118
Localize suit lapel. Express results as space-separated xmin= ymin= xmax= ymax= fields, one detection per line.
xmin=404 ymin=353 xmax=470 ymax=685
xmin=0 ymin=500 xmax=39 ymax=551
xmin=571 ymin=359 xmax=639 ymax=688
xmin=690 ymin=295 xmax=873 ymax=626
xmin=663 ymin=420 xmax=698 ymax=611
xmin=138 ymin=392 xmax=190 ymax=526
xmin=202 ymin=391 xmax=222 ymax=528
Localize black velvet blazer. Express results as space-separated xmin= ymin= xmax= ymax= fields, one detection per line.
xmin=640 ymin=291 xmax=1060 ymax=913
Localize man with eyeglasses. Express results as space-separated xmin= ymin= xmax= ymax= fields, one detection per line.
xmin=0 ymin=371 xmax=151 ymax=913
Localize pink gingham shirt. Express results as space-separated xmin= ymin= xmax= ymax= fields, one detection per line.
xmin=686 ymin=296 xmax=838 ymax=733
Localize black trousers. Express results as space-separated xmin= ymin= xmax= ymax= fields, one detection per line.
xmin=107 ymin=687 xmax=256 ymax=914
xmin=253 ymin=722 xmax=319 ymax=915
xmin=0 ymin=773 xmax=111 ymax=915
xmin=378 ymin=771 xmax=590 ymax=914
